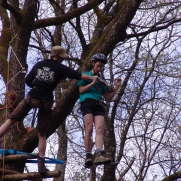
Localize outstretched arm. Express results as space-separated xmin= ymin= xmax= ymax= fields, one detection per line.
xmin=104 ymin=78 xmax=121 ymax=102
xmin=81 ymin=73 xmax=95 ymax=81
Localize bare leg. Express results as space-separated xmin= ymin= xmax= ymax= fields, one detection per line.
xmin=83 ymin=114 xmax=94 ymax=167
xmin=0 ymin=119 xmax=14 ymax=138
xmin=94 ymin=116 xmax=111 ymax=165
xmin=83 ymin=114 xmax=93 ymax=152
xmin=37 ymin=132 xmax=49 ymax=172
xmin=94 ymin=115 xmax=104 ymax=150
xmin=38 ymin=132 xmax=46 ymax=157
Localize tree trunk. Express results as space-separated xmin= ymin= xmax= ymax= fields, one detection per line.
xmin=53 ymin=123 xmax=67 ymax=181
xmin=2 ymin=0 xmax=39 ymax=173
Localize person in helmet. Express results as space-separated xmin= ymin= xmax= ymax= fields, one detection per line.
xmin=77 ymin=53 xmax=121 ymax=167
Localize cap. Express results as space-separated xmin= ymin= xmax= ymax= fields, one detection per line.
xmin=51 ymin=46 xmax=68 ymax=58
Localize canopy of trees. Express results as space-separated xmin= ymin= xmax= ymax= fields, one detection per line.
xmin=0 ymin=0 xmax=181 ymax=181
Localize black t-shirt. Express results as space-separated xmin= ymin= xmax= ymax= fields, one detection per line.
xmin=25 ymin=59 xmax=82 ymax=101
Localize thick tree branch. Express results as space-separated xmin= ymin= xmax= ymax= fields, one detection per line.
xmin=1 ymin=0 xmax=23 ymax=23
xmin=161 ymin=172 xmax=181 ymax=181
xmin=95 ymin=0 xmax=144 ymax=55
xmin=33 ymin=0 xmax=105 ymax=30
xmin=0 ymin=1 xmax=11 ymax=83
xmin=50 ymin=0 xmax=88 ymax=51
xmin=74 ymin=1 xmax=87 ymax=51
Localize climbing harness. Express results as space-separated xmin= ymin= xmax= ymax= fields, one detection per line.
xmin=89 ymin=71 xmax=113 ymax=106
xmin=84 ymin=98 xmax=106 ymax=109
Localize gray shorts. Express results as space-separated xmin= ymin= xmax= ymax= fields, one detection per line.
xmin=80 ymin=99 xmax=105 ymax=116
xmin=8 ymin=95 xmax=53 ymax=133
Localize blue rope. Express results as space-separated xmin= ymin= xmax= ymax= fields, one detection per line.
xmin=0 ymin=149 xmax=66 ymax=164
xmin=26 ymin=160 xmax=64 ymax=164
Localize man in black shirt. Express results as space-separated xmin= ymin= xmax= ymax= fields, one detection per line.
xmin=0 ymin=46 xmax=98 ymax=173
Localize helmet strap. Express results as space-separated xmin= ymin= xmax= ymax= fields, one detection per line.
xmin=91 ymin=68 xmax=95 ymax=75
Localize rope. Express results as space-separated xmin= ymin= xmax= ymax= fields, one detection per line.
xmin=10 ymin=47 xmax=25 ymax=70
xmin=0 ymin=70 xmax=26 ymax=93
xmin=1 ymin=41 xmax=27 ymax=179
xmin=0 ymin=91 xmax=17 ymax=110
xmin=8 ymin=35 xmax=25 ymax=71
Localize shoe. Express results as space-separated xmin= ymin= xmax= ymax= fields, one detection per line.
xmin=38 ymin=157 xmax=49 ymax=173
xmin=94 ymin=151 xmax=111 ymax=165
xmin=84 ymin=153 xmax=93 ymax=168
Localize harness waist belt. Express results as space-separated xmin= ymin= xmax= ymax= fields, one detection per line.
xmin=84 ymin=98 xmax=106 ymax=107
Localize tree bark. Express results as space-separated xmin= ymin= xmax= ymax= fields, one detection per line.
xmin=2 ymin=170 xmax=61 ymax=180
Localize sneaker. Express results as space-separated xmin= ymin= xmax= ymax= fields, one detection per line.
xmin=94 ymin=151 xmax=111 ymax=165
xmin=84 ymin=153 xmax=93 ymax=168
xmin=38 ymin=157 xmax=49 ymax=173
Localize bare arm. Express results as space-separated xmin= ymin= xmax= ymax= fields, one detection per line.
xmin=79 ymin=76 xmax=98 ymax=94
xmin=104 ymin=78 xmax=121 ymax=102
xmin=81 ymin=73 xmax=94 ymax=80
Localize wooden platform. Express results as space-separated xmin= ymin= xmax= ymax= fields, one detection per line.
xmin=0 ymin=154 xmax=61 ymax=180
xmin=1 ymin=170 xmax=61 ymax=180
